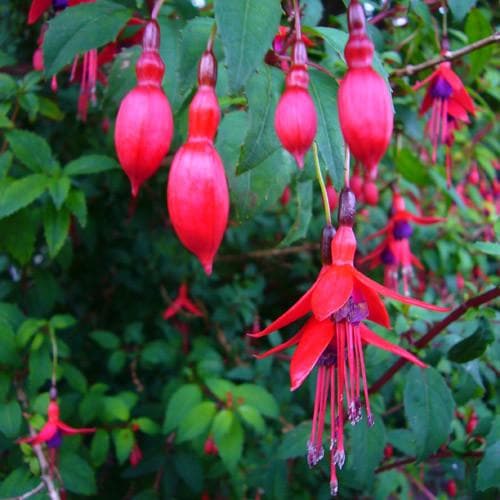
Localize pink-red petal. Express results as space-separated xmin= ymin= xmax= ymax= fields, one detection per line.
xmin=28 ymin=0 xmax=52 ymax=24
xmin=290 ymin=318 xmax=334 ymax=391
xmin=356 ymin=281 xmax=391 ymax=328
xmin=310 ymin=265 xmax=354 ymax=321
xmin=57 ymin=421 xmax=96 ymax=435
xmin=360 ymin=324 xmax=426 ymax=368
xmin=353 ymin=269 xmax=450 ymax=312
xmin=253 ymin=330 xmax=304 ymax=360
xmin=18 ymin=422 xmax=58 ymax=444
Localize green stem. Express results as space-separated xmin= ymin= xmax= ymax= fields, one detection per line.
xmin=207 ymin=23 xmax=217 ymax=51
xmin=313 ymin=142 xmax=331 ymax=226
xmin=49 ymin=327 xmax=58 ymax=387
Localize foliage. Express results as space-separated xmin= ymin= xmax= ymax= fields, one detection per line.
xmin=0 ymin=0 xmax=498 ymax=499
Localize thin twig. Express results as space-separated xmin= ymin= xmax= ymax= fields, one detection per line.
xmin=369 ymin=287 xmax=500 ymax=394
xmin=392 ymin=32 xmax=500 ymax=77
xmin=219 ymin=243 xmax=319 ymax=261
xmin=6 ymin=481 xmax=46 ymax=500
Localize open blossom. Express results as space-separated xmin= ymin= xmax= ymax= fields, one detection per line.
xmin=413 ymin=47 xmax=475 ymax=185
xmin=163 ymin=283 xmax=203 ymax=320
xmin=359 ymin=190 xmax=444 ymax=295
xmin=250 ymin=189 xmax=448 ymax=495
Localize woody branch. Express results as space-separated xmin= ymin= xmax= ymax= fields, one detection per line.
xmin=369 ymin=286 xmax=500 ymax=394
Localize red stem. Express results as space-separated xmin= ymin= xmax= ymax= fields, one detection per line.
xmin=369 ymin=287 xmax=500 ymax=394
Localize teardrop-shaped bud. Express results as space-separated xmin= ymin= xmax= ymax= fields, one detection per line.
xmin=114 ymin=20 xmax=173 ymax=197
xmin=167 ymin=141 xmax=229 ymax=275
xmin=363 ymin=180 xmax=379 ymax=205
xmin=326 ymin=177 xmax=338 ymax=211
xmin=338 ymin=1 xmax=393 ymax=177
xmin=275 ymin=40 xmax=317 ymax=168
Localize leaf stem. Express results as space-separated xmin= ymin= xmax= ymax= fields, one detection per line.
xmin=207 ymin=23 xmax=217 ymax=52
xmin=313 ymin=142 xmax=331 ymax=226
xmin=49 ymin=327 xmax=58 ymax=387
xmin=293 ymin=0 xmax=302 ymax=40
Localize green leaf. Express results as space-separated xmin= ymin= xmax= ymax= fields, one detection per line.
xmin=90 ymin=429 xmax=110 ymax=467
xmin=17 ymin=319 xmax=46 ymax=349
xmin=134 ymin=417 xmax=160 ymax=435
xmin=174 ymin=452 xmax=204 ymax=493
xmin=43 ymin=204 xmax=70 ymax=258
xmin=18 ymin=93 xmax=39 ymax=121
xmin=0 ymin=400 xmax=22 ymax=438
xmin=346 ymin=413 xmax=386 ymax=489
xmin=214 ymin=414 xmax=244 ymax=471
xmin=277 ymin=421 xmax=311 ymax=459
xmin=43 ymin=0 xmax=133 ymax=76
xmin=28 ymin=343 xmax=51 ymax=391
xmin=176 ymin=401 xmax=216 ymax=443
xmin=0 ymin=174 xmax=48 ymax=218
xmin=65 ymin=155 xmax=119 ymax=176
xmin=59 ymin=453 xmax=97 ymax=496
xmin=215 ymin=0 xmax=282 ymax=93
xmin=395 ymin=148 xmax=430 ymax=187
xmin=218 ymin=111 xmax=294 ymax=221
xmin=5 ymin=130 xmax=53 ymax=172
xmin=308 ymin=70 xmax=344 ymax=187
xmin=89 ymin=330 xmax=121 ymax=350
xmin=387 ymin=429 xmax=417 ymax=456
xmin=448 ymin=325 xmax=493 ymax=363
xmin=104 ymin=46 xmax=141 ymax=107
xmin=0 ymin=74 xmax=17 ymax=100
xmin=113 ymin=427 xmax=134 ymax=464
xmin=278 ymin=181 xmax=313 ymax=247
xmin=237 ymin=405 xmax=265 ymax=434
xmin=65 ymin=189 xmax=87 ymax=227
xmin=0 ymin=322 xmax=18 ymax=367
xmin=477 ymin=441 xmax=500 ymax=491
xmin=211 ymin=409 xmax=234 ymax=441
xmin=0 ymin=151 xmax=13 ymax=178
xmin=233 ymin=384 xmax=279 ymax=418
xmin=163 ymin=384 xmax=202 ymax=433
xmin=404 ymin=366 xmax=454 ymax=460
xmin=465 ymin=9 xmax=494 ymax=78
xmin=0 ymin=468 xmax=40 ymax=498
xmin=448 ymin=0 xmax=477 ymax=22
xmin=237 ymin=65 xmax=283 ymax=173
xmin=102 ymin=396 xmax=130 ymax=422
xmin=50 ymin=314 xmax=76 ymax=330
xmin=205 ymin=378 xmax=235 ymax=401
xmin=38 ymin=96 xmax=65 ymax=121
xmin=107 ymin=350 xmax=126 ymax=374
xmin=0 ymin=209 xmax=38 ymax=265
xmin=63 ymin=364 xmax=87 ymax=393
xmin=302 ymin=0 xmax=324 ymax=26
xmin=48 ymin=176 xmax=71 ymax=210
xmin=472 ymin=241 xmax=500 ymax=257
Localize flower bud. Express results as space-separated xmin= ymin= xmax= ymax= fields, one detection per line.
xmin=363 ymin=181 xmax=379 ymax=205
xmin=326 ymin=178 xmax=338 ymax=211
xmin=114 ymin=20 xmax=173 ymax=197
xmin=338 ymin=1 xmax=393 ymax=177
xmin=275 ymin=40 xmax=317 ymax=168
xmin=338 ymin=188 xmax=356 ymax=226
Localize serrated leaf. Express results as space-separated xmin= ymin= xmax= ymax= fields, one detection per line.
xmin=0 ymin=209 xmax=38 ymax=265
xmin=0 ymin=74 xmax=17 ymax=100
xmin=43 ymin=0 xmax=132 ymax=76
xmin=59 ymin=453 xmax=97 ymax=496
xmin=176 ymin=401 xmax=216 ymax=443
xmin=113 ymin=427 xmax=134 ymax=464
xmin=65 ymin=155 xmax=118 ymax=176
xmin=308 ymin=70 xmax=344 ymax=187
xmin=233 ymin=384 xmax=279 ymax=418
xmin=465 ymin=9 xmax=494 ymax=78
xmin=65 ymin=190 xmax=87 ymax=227
xmin=0 ymin=174 xmax=48 ymax=218
xmin=0 ymin=400 xmax=22 ymax=438
xmin=5 ymin=130 xmax=53 ymax=172
xmin=163 ymin=384 xmax=202 ymax=434
xmin=278 ymin=180 xmax=313 ymax=247
xmin=214 ymin=415 xmax=243 ymax=471
xmin=43 ymin=204 xmax=70 ymax=258
xmin=205 ymin=378 xmax=235 ymax=401
xmin=215 ymin=0 xmax=282 ymax=93
xmin=237 ymin=65 xmax=283 ymax=173
xmin=404 ymin=366 xmax=454 ymax=460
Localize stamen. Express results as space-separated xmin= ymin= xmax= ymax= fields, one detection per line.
xmin=354 ymin=325 xmax=374 ymax=426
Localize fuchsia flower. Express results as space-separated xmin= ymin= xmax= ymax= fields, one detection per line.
xmin=359 ymin=190 xmax=444 ymax=295
xmin=163 ymin=283 xmax=203 ymax=320
xmin=250 ymin=189 xmax=449 ymax=495
xmin=18 ymin=397 xmax=95 ymax=447
xmin=413 ymin=53 xmax=475 ymax=185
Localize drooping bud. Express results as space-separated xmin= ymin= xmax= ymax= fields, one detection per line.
xmin=275 ymin=39 xmax=317 ymax=168
xmin=363 ymin=181 xmax=379 ymax=205
xmin=167 ymin=46 xmax=229 ymax=275
xmin=326 ymin=177 xmax=338 ymax=211
xmin=338 ymin=188 xmax=356 ymax=226
xmin=337 ymin=0 xmax=393 ymax=178
xmin=114 ymin=20 xmax=173 ymax=197
xmin=321 ymin=224 xmax=336 ymax=265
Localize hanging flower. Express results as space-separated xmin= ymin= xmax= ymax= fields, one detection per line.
xmin=163 ymin=283 xmax=203 ymax=320
xmin=413 ymin=52 xmax=475 ymax=184
xmin=250 ymin=189 xmax=448 ymax=495
xmin=359 ymin=190 xmax=444 ymax=295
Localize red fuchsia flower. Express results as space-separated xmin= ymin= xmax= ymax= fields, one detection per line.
xmin=115 ymin=19 xmax=173 ymax=197
xmin=162 ymin=283 xmax=203 ymax=320
xmin=250 ymin=189 xmax=449 ymax=495
xmin=129 ymin=442 xmax=143 ymax=468
xmin=363 ymin=179 xmax=379 ymax=206
xmin=359 ymin=190 xmax=444 ymax=295
xmin=338 ymin=0 xmax=393 ymax=180
xmin=413 ymin=45 xmax=475 ymax=185
xmin=274 ymin=8 xmax=317 ymax=169
xmin=167 ymin=44 xmax=229 ymax=275
xmin=280 ymin=185 xmax=292 ymax=206
xmin=203 ymin=435 xmax=218 ymax=456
